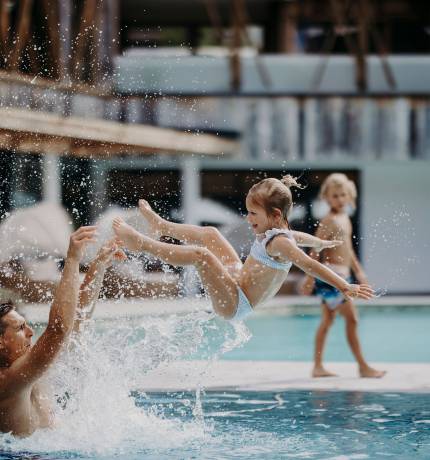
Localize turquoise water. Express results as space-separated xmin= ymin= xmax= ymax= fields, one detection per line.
xmin=1 ymin=390 xmax=429 ymax=459
xmin=204 ymin=308 xmax=430 ymax=362
xmin=4 ymin=306 xmax=427 ymax=459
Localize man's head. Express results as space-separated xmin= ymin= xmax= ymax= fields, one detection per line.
xmin=0 ymin=302 xmax=33 ymax=367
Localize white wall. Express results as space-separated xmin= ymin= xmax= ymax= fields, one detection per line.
xmin=362 ymin=162 xmax=430 ymax=293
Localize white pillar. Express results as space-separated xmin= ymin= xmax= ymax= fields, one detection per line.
xmin=182 ymin=156 xmax=200 ymax=224
xmin=43 ymin=154 xmax=61 ymax=204
xmin=181 ymin=156 xmax=200 ymax=295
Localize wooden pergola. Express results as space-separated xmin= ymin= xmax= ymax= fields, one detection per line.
xmin=0 ymin=107 xmax=238 ymax=157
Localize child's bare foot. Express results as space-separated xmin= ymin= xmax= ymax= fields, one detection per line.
xmin=138 ymin=199 xmax=164 ymax=239
xmin=112 ymin=217 xmax=143 ymax=252
xmin=312 ymin=365 xmax=338 ymax=378
xmin=359 ymin=366 xmax=386 ymax=378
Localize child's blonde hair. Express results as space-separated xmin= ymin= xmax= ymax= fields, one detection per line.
xmin=247 ymin=175 xmax=305 ymax=220
xmin=320 ymin=173 xmax=357 ymax=208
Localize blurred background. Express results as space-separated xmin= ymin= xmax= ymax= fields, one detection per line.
xmin=0 ymin=0 xmax=428 ymax=303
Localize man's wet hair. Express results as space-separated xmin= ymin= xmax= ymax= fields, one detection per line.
xmin=0 ymin=302 xmax=14 ymax=335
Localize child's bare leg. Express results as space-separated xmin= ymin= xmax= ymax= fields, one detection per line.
xmin=339 ymin=301 xmax=386 ymax=378
xmin=138 ymin=199 xmax=241 ymax=268
xmin=113 ymin=217 xmax=239 ymax=318
xmin=313 ymin=303 xmax=338 ymax=377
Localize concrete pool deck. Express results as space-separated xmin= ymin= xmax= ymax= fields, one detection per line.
xmin=137 ymin=360 xmax=430 ymax=393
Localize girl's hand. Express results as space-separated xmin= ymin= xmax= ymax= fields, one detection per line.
xmin=300 ymin=276 xmax=315 ymax=296
xmin=315 ymin=238 xmax=343 ymax=253
xmin=342 ymin=283 xmax=374 ymax=301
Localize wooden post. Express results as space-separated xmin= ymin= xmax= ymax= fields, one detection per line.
xmin=72 ymin=0 xmax=98 ymax=82
xmin=356 ymin=0 xmax=369 ymax=92
xmin=278 ymin=2 xmax=299 ymax=53
xmin=57 ymin=0 xmax=73 ymax=81
xmin=9 ymin=0 xmax=33 ymax=71
xmin=0 ymin=0 xmax=11 ymax=61
xmin=230 ymin=0 xmax=242 ymax=92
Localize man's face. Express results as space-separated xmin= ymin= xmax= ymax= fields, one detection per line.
xmin=0 ymin=310 xmax=34 ymax=363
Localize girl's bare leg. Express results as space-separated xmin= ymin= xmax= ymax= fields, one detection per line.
xmin=339 ymin=301 xmax=386 ymax=378
xmin=313 ymin=303 xmax=338 ymax=377
xmin=138 ymin=199 xmax=241 ymax=268
xmin=113 ymin=217 xmax=239 ymax=319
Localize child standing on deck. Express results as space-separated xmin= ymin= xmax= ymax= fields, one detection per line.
xmin=112 ymin=175 xmax=374 ymax=323
xmin=301 ymin=173 xmax=385 ymax=378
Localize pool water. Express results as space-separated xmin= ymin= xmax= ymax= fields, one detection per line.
xmin=1 ymin=390 xmax=429 ymax=459
xmin=203 ymin=308 xmax=430 ymax=362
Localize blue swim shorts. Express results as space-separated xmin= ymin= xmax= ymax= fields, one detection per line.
xmin=314 ymin=276 xmax=352 ymax=310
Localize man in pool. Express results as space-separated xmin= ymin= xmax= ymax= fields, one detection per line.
xmin=0 ymin=227 xmax=124 ymax=437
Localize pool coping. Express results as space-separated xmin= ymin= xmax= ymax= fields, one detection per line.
xmin=136 ymin=360 xmax=430 ymax=394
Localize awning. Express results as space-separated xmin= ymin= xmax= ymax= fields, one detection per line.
xmin=0 ymin=107 xmax=238 ymax=157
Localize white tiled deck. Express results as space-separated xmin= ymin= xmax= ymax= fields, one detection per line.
xmin=137 ymin=360 xmax=430 ymax=393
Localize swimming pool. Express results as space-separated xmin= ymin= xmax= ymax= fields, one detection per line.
xmin=4 ymin=304 xmax=428 ymax=459
xmin=1 ymin=390 xmax=429 ymax=459
xmin=210 ymin=307 xmax=430 ymax=362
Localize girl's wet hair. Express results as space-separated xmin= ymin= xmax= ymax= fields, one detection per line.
xmin=248 ymin=175 xmax=305 ymax=220
xmin=320 ymin=173 xmax=357 ymax=208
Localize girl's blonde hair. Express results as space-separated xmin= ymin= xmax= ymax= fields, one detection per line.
xmin=319 ymin=173 xmax=357 ymax=208
xmin=247 ymin=175 xmax=304 ymax=220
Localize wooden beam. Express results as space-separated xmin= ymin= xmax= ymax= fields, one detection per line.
xmin=9 ymin=0 xmax=33 ymax=71
xmin=0 ymin=107 xmax=239 ymax=157
xmin=0 ymin=69 xmax=112 ymax=97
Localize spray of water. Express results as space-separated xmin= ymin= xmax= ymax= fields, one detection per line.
xmin=0 ymin=310 xmax=251 ymax=457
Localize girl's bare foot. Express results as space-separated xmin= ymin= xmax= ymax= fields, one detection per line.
xmin=138 ymin=199 xmax=164 ymax=239
xmin=112 ymin=217 xmax=143 ymax=252
xmin=312 ymin=365 xmax=338 ymax=378
xmin=359 ymin=366 xmax=386 ymax=378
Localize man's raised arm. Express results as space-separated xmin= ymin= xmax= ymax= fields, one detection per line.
xmin=1 ymin=227 xmax=97 ymax=393
xmin=74 ymin=238 xmax=126 ymax=333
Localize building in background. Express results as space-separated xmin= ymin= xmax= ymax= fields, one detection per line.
xmin=0 ymin=0 xmax=428 ymax=294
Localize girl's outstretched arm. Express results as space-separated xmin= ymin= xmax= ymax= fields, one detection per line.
xmin=292 ymin=230 xmax=343 ymax=253
xmin=269 ymin=237 xmax=374 ymax=301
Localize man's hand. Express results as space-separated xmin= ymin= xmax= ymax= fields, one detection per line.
xmin=95 ymin=238 xmax=127 ymax=267
xmin=67 ymin=226 xmax=98 ymax=262
xmin=314 ymin=238 xmax=344 ymax=253
xmin=342 ymin=283 xmax=374 ymax=301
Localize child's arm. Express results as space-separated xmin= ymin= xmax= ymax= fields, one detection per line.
xmin=299 ymin=223 xmax=331 ymax=295
xmin=292 ymin=230 xmax=343 ymax=253
xmin=350 ymin=246 xmax=368 ymax=284
xmin=270 ymin=237 xmax=374 ymax=300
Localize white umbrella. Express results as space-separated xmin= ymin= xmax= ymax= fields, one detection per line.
xmin=0 ymin=202 xmax=72 ymax=263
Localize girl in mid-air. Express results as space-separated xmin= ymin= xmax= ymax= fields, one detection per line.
xmin=112 ymin=175 xmax=374 ymax=322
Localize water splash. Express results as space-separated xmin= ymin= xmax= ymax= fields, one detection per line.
xmin=0 ymin=310 xmax=251 ymax=457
